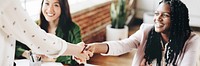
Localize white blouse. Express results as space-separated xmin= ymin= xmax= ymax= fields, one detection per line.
xmin=0 ymin=0 xmax=70 ymax=66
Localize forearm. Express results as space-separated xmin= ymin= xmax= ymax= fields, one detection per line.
xmin=93 ymin=43 xmax=109 ymax=54
xmin=63 ymin=44 xmax=82 ymax=56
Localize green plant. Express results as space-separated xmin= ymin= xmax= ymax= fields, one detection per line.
xmin=110 ymin=0 xmax=126 ymax=29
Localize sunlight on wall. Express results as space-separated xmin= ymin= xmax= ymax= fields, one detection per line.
xmin=20 ymin=0 xmax=87 ymax=21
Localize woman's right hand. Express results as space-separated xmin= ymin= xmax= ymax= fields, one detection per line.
xmin=84 ymin=43 xmax=97 ymax=57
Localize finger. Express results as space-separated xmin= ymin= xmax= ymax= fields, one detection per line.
xmin=74 ymin=56 xmax=81 ymax=61
xmin=87 ymin=50 xmax=94 ymax=57
xmin=85 ymin=45 xmax=95 ymax=53
xmin=83 ymin=51 xmax=90 ymax=60
xmin=73 ymin=56 xmax=83 ymax=64
xmin=79 ymin=58 xmax=86 ymax=64
xmin=85 ymin=45 xmax=90 ymax=51
xmin=76 ymin=54 xmax=85 ymax=63
xmin=140 ymin=58 xmax=146 ymax=66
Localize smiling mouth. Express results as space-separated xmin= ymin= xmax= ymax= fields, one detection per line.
xmin=155 ymin=22 xmax=164 ymax=28
xmin=47 ymin=13 xmax=54 ymax=17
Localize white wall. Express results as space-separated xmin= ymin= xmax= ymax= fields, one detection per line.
xmin=182 ymin=0 xmax=200 ymax=27
xmin=136 ymin=0 xmax=200 ymax=27
xmin=135 ymin=0 xmax=160 ymax=18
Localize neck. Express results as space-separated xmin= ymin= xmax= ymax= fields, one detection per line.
xmin=161 ymin=32 xmax=169 ymax=43
xmin=48 ymin=19 xmax=59 ymax=34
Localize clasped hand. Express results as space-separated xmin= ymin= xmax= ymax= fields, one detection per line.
xmin=73 ymin=42 xmax=96 ymax=64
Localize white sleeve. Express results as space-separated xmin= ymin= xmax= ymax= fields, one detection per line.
xmin=101 ymin=27 xmax=143 ymax=56
xmin=0 ymin=0 xmax=69 ymax=58
xmin=101 ymin=24 xmax=150 ymax=56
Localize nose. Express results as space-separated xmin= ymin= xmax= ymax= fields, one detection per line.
xmin=46 ymin=5 xmax=54 ymax=13
xmin=155 ymin=13 xmax=162 ymax=21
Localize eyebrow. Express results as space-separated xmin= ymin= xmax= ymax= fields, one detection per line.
xmin=155 ymin=11 xmax=170 ymax=14
xmin=45 ymin=0 xmax=49 ymax=2
xmin=45 ymin=0 xmax=59 ymax=4
xmin=54 ymin=2 xmax=59 ymax=4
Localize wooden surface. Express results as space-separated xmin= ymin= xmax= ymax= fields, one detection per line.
xmin=87 ymin=49 xmax=137 ymax=66
xmin=86 ymin=22 xmax=140 ymax=66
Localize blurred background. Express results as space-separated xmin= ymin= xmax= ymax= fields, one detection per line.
xmin=19 ymin=0 xmax=200 ymax=66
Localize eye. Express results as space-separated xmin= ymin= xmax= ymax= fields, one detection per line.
xmin=154 ymin=12 xmax=159 ymax=16
xmin=45 ymin=2 xmax=49 ymax=6
xmin=162 ymin=13 xmax=170 ymax=18
xmin=54 ymin=4 xmax=60 ymax=7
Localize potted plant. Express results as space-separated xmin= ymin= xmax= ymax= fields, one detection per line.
xmin=106 ymin=0 xmax=128 ymax=41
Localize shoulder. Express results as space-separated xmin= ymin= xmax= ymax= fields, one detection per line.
xmin=186 ymin=32 xmax=200 ymax=44
xmin=184 ymin=32 xmax=200 ymax=50
xmin=138 ymin=23 xmax=154 ymax=33
xmin=70 ymin=22 xmax=81 ymax=31
xmin=72 ymin=22 xmax=80 ymax=29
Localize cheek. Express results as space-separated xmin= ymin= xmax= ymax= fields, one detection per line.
xmin=164 ymin=19 xmax=171 ymax=29
xmin=55 ymin=9 xmax=61 ymax=16
xmin=165 ymin=19 xmax=171 ymax=25
xmin=42 ymin=7 xmax=46 ymax=15
xmin=153 ymin=16 xmax=156 ymax=23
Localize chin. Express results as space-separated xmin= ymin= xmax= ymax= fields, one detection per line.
xmin=45 ymin=18 xmax=54 ymax=22
xmin=155 ymin=28 xmax=162 ymax=33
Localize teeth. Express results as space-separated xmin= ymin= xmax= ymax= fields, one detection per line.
xmin=47 ymin=13 xmax=54 ymax=16
xmin=155 ymin=22 xmax=164 ymax=28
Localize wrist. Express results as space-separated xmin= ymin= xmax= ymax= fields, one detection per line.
xmin=94 ymin=43 xmax=109 ymax=54
xmin=64 ymin=44 xmax=82 ymax=56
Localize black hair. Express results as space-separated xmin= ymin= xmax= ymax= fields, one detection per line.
xmin=144 ymin=0 xmax=191 ymax=66
xmin=39 ymin=0 xmax=73 ymax=42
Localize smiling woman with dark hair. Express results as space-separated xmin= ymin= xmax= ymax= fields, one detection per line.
xmin=143 ymin=0 xmax=193 ymax=65
xmin=0 ymin=0 xmax=91 ymax=65
xmin=15 ymin=0 xmax=82 ymax=65
xmin=83 ymin=0 xmax=200 ymax=66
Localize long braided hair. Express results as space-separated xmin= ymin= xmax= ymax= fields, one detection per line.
xmin=144 ymin=0 xmax=191 ymax=66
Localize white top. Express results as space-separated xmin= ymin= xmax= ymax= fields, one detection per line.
xmin=104 ymin=24 xmax=200 ymax=66
xmin=0 ymin=0 xmax=70 ymax=66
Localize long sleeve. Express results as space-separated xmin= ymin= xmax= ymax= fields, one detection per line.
xmin=0 ymin=0 xmax=69 ymax=58
xmin=180 ymin=33 xmax=200 ymax=66
xmin=102 ymin=24 xmax=152 ymax=56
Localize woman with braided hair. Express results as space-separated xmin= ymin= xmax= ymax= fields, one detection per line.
xmin=82 ymin=0 xmax=200 ymax=66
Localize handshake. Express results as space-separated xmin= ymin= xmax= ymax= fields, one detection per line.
xmin=72 ymin=42 xmax=97 ymax=64
xmin=23 ymin=42 xmax=108 ymax=64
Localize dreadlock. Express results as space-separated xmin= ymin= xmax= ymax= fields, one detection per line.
xmin=144 ymin=0 xmax=191 ymax=66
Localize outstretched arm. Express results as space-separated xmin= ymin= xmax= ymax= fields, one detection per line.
xmin=85 ymin=43 xmax=109 ymax=55
xmin=0 ymin=0 xmax=89 ymax=61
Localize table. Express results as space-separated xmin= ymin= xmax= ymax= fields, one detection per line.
xmin=14 ymin=59 xmax=63 ymax=66
xmin=87 ymin=49 xmax=137 ymax=66
xmin=15 ymin=49 xmax=137 ymax=66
